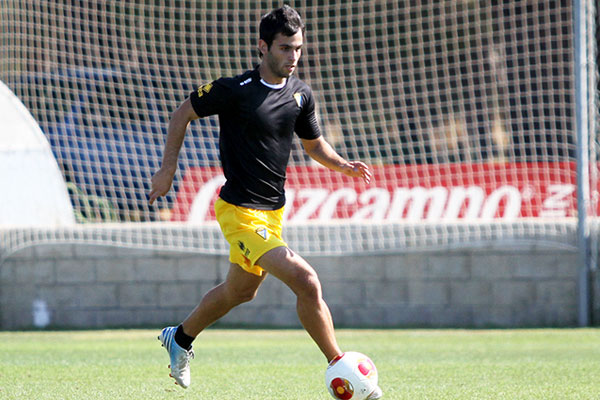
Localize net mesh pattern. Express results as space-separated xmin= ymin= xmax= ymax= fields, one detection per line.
xmin=0 ymin=1 xmax=595 ymax=257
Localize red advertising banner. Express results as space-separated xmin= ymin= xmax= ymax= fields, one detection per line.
xmin=170 ymin=163 xmax=587 ymax=223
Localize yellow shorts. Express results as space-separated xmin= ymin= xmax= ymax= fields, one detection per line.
xmin=214 ymin=198 xmax=287 ymax=276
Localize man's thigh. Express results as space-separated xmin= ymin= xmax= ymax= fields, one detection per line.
xmin=256 ymin=246 xmax=318 ymax=292
xmin=224 ymin=262 xmax=267 ymax=296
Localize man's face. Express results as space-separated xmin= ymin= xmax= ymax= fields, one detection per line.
xmin=260 ymin=31 xmax=303 ymax=79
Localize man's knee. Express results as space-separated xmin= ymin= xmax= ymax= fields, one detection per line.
xmin=225 ymin=283 xmax=260 ymax=305
xmin=258 ymin=247 xmax=323 ymax=300
xmin=222 ymin=263 xmax=266 ymax=305
xmin=294 ymin=268 xmax=323 ymax=300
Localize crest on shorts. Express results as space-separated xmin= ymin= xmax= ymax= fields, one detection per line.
xmin=255 ymin=227 xmax=268 ymax=240
xmin=293 ymin=92 xmax=303 ymax=108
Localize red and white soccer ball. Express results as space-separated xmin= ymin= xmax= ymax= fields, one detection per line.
xmin=325 ymin=352 xmax=379 ymax=400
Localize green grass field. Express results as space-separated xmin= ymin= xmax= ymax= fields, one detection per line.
xmin=0 ymin=328 xmax=599 ymax=399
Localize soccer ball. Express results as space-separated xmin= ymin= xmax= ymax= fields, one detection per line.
xmin=325 ymin=352 xmax=379 ymax=400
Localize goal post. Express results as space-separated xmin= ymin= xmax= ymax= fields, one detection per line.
xmin=0 ymin=1 xmax=598 ymax=260
xmin=573 ymin=0 xmax=598 ymax=326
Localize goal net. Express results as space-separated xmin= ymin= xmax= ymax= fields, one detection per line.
xmin=0 ymin=0 xmax=597 ymax=257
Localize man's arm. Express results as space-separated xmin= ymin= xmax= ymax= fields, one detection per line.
xmin=149 ymin=98 xmax=199 ymax=204
xmin=301 ymin=136 xmax=372 ymax=184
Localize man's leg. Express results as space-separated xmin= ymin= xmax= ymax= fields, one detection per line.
xmin=159 ymin=263 xmax=266 ymax=388
xmin=257 ymin=246 xmax=342 ymax=362
xmin=181 ymin=263 xmax=267 ymax=337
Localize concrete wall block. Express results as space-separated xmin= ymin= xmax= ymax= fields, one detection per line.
xmin=113 ymin=247 xmax=158 ymax=258
xmin=271 ymin=278 xmax=297 ymax=306
xmin=35 ymin=244 xmax=75 ymax=259
xmin=53 ymin=309 xmax=98 ymax=328
xmin=37 ymin=285 xmax=115 ymax=310
xmin=328 ymin=305 xmax=350 ymax=327
xmin=382 ymin=305 xmax=437 ymax=326
xmin=176 ymin=255 xmax=220 ymax=282
xmin=511 ymin=306 xmax=553 ymax=327
xmin=426 ymin=255 xmax=470 ymax=279
xmin=96 ymin=259 xmax=136 ymax=282
xmin=38 ymin=285 xmax=82 ymax=309
xmin=0 ymin=260 xmax=15 ymax=283
xmin=407 ymin=281 xmax=450 ymax=305
xmin=6 ymin=246 xmax=36 ymax=260
xmin=550 ymin=255 xmax=578 ymax=278
xmin=335 ymin=255 xmax=386 ymax=282
xmin=134 ymin=257 xmax=178 ymax=282
xmin=56 ymin=259 xmax=96 ymax=283
xmin=15 ymin=260 xmax=55 ymax=284
xmin=73 ymin=244 xmax=119 ymax=258
xmin=251 ymin=278 xmax=284 ymax=306
xmin=323 ymin=281 xmax=365 ymax=306
xmin=535 ymin=280 xmax=577 ymax=306
xmin=387 ymin=305 xmax=475 ymax=327
xmin=249 ymin=306 xmax=302 ymax=327
xmin=450 ymin=282 xmax=494 ymax=306
xmin=118 ymin=283 xmax=159 ymax=307
xmin=513 ymin=255 xmax=571 ymax=279
xmin=384 ymin=255 xmax=427 ymax=280
xmin=2 ymin=284 xmax=35 ymax=309
xmin=308 ymin=256 xmax=344 ymax=278
xmin=158 ymin=282 xmax=203 ymax=307
xmin=472 ymin=305 xmax=513 ymax=327
xmin=5 ymin=306 xmax=33 ymax=329
xmin=220 ymin=304 xmax=298 ymax=327
xmin=216 ymin=256 xmax=231 ymax=278
xmin=471 ymin=255 xmax=515 ymax=279
xmin=543 ymin=304 xmax=578 ymax=326
xmin=0 ymin=307 xmax=13 ymax=329
xmin=96 ymin=309 xmax=140 ymax=327
xmin=511 ymin=304 xmax=578 ymax=327
xmin=136 ymin=308 xmax=182 ymax=326
xmin=365 ymin=281 xmax=408 ymax=306
xmin=492 ymin=281 xmax=536 ymax=307
xmin=1 ymin=285 xmax=21 ymax=308
xmin=0 ymin=285 xmax=14 ymax=308
xmin=334 ymin=306 xmax=385 ymax=327
xmin=78 ymin=285 xmax=119 ymax=309
xmin=432 ymin=306 xmax=474 ymax=327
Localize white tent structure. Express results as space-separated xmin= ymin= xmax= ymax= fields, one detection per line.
xmin=0 ymin=80 xmax=75 ymax=226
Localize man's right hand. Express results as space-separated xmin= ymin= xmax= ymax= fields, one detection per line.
xmin=149 ymin=167 xmax=176 ymax=205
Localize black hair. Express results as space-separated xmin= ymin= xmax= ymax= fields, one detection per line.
xmin=259 ymin=5 xmax=305 ymax=56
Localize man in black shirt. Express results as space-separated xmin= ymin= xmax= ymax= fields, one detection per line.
xmin=189 ymin=65 xmax=322 ymax=209
xmin=150 ymin=6 xmax=378 ymax=397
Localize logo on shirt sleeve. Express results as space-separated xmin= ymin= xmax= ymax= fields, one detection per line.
xmin=197 ymin=83 xmax=213 ymax=97
xmin=293 ymin=92 xmax=303 ymax=108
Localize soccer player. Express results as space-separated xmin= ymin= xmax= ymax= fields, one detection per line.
xmin=149 ymin=5 xmax=380 ymax=398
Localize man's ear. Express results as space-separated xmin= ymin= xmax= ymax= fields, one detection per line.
xmin=258 ymin=39 xmax=269 ymax=57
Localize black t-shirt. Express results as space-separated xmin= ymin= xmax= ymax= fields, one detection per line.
xmin=189 ymin=68 xmax=321 ymax=210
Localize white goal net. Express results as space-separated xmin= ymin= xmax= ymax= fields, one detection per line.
xmin=0 ymin=1 xmax=597 ymax=257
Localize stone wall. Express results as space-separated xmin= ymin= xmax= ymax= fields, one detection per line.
xmin=1 ymin=241 xmax=594 ymax=329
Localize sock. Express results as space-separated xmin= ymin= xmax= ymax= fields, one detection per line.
xmin=174 ymin=324 xmax=195 ymax=350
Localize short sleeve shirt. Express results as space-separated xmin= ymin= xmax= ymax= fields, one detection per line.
xmin=189 ymin=68 xmax=321 ymax=210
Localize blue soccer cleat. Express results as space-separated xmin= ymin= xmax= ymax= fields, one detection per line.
xmin=158 ymin=326 xmax=194 ymax=388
